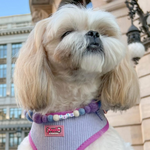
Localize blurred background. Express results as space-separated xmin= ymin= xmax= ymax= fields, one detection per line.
xmin=0 ymin=0 xmax=150 ymax=150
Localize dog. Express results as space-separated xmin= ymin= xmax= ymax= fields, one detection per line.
xmin=14 ymin=4 xmax=140 ymax=150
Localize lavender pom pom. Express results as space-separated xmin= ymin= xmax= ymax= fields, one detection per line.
xmin=33 ymin=113 xmax=42 ymax=124
xmin=42 ymin=115 xmax=48 ymax=123
xmin=24 ymin=110 xmax=27 ymax=116
xmin=84 ymin=106 xmax=91 ymax=113
xmin=88 ymin=102 xmax=99 ymax=112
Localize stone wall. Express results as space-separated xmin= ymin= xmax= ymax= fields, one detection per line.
xmin=92 ymin=0 xmax=150 ymax=150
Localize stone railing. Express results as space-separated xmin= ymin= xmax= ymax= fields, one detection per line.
xmin=0 ymin=119 xmax=31 ymax=130
xmin=0 ymin=26 xmax=33 ymax=36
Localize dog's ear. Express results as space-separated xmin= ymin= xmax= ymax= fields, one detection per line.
xmin=100 ymin=53 xmax=140 ymax=111
xmin=14 ymin=18 xmax=52 ymax=111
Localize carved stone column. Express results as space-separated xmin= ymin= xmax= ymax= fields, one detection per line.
xmin=32 ymin=9 xmax=49 ymax=23
xmin=29 ymin=0 xmax=53 ymax=24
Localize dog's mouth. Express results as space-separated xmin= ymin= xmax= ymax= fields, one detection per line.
xmin=87 ymin=43 xmax=104 ymax=53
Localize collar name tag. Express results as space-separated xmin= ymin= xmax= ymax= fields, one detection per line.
xmin=45 ymin=125 xmax=64 ymax=137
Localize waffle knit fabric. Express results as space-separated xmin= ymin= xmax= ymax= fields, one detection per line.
xmin=29 ymin=108 xmax=109 ymax=150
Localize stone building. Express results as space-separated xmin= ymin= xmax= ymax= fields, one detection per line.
xmin=90 ymin=1 xmax=150 ymax=150
xmin=0 ymin=0 xmax=150 ymax=150
xmin=0 ymin=14 xmax=33 ymax=150
xmin=92 ymin=1 xmax=150 ymax=150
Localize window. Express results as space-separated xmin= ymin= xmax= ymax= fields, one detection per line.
xmin=0 ymin=64 xmax=7 ymax=78
xmin=0 ymin=84 xmax=6 ymax=97
xmin=9 ymin=133 xmax=21 ymax=148
xmin=11 ymin=84 xmax=14 ymax=97
xmin=0 ymin=108 xmax=6 ymax=120
xmin=0 ymin=133 xmax=6 ymax=149
xmin=0 ymin=45 xmax=7 ymax=59
xmin=11 ymin=64 xmax=15 ymax=77
xmin=12 ymin=43 xmax=22 ymax=58
xmin=10 ymin=108 xmax=22 ymax=120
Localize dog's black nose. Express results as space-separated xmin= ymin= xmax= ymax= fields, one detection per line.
xmin=85 ymin=30 xmax=103 ymax=53
xmin=86 ymin=31 xmax=99 ymax=38
xmin=86 ymin=31 xmax=100 ymax=46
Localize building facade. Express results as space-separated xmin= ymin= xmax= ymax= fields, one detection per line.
xmin=91 ymin=1 xmax=150 ymax=150
xmin=0 ymin=14 xmax=33 ymax=150
xmin=0 ymin=0 xmax=150 ymax=150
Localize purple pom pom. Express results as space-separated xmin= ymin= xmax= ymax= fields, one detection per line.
xmin=88 ymin=102 xmax=99 ymax=112
xmin=42 ymin=115 xmax=48 ymax=123
xmin=84 ymin=106 xmax=91 ymax=113
xmin=24 ymin=110 xmax=27 ymax=116
xmin=33 ymin=113 xmax=42 ymax=124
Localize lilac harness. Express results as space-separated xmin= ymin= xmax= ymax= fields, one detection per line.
xmin=29 ymin=108 xmax=109 ymax=150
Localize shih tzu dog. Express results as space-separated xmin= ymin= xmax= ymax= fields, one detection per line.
xmin=14 ymin=4 xmax=139 ymax=150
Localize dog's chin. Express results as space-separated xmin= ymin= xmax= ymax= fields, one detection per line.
xmin=81 ymin=50 xmax=104 ymax=73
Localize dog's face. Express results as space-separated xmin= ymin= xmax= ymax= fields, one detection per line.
xmin=44 ymin=5 xmax=125 ymax=76
xmin=14 ymin=5 xmax=140 ymax=112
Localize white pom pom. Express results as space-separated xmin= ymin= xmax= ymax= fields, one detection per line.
xmin=53 ymin=115 xmax=59 ymax=121
xmin=128 ymin=42 xmax=145 ymax=59
xmin=73 ymin=110 xmax=79 ymax=117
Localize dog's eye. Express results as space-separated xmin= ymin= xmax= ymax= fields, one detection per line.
xmin=61 ymin=31 xmax=72 ymax=39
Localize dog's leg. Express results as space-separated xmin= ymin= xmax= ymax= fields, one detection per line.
xmin=18 ymin=136 xmax=33 ymax=150
xmin=85 ymin=126 xmax=134 ymax=150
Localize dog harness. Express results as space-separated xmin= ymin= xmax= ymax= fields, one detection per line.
xmin=29 ymin=108 xmax=109 ymax=150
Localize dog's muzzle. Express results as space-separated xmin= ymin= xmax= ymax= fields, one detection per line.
xmin=86 ymin=31 xmax=104 ymax=53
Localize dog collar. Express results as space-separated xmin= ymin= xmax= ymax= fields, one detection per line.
xmin=25 ymin=100 xmax=102 ymax=124
xmin=29 ymin=107 xmax=109 ymax=150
